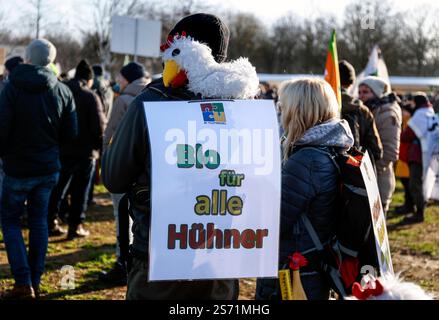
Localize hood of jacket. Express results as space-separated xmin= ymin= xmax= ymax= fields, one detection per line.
xmin=9 ymin=64 xmax=58 ymax=93
xmin=364 ymin=92 xmax=398 ymax=111
xmin=342 ymin=89 xmax=363 ymax=113
xmin=122 ymin=77 xmax=150 ymax=97
xmin=65 ymin=78 xmax=89 ymax=94
xmin=296 ymin=118 xmax=354 ymax=152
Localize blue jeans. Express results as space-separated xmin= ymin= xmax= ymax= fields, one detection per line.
xmin=0 ymin=172 xmax=59 ymax=287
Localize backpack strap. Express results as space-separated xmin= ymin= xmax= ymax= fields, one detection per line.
xmin=293 ymin=146 xmax=350 ymax=298
xmin=145 ymin=79 xmax=199 ymax=101
xmin=297 ymin=147 xmax=368 ymax=196
xmin=300 ymin=213 xmax=348 ymax=299
xmin=300 ymin=214 xmax=324 ymax=251
xmin=293 ymin=146 xmax=341 ymax=173
xmin=344 ymin=184 xmax=368 ymax=197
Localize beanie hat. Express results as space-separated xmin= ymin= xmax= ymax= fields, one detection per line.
xmin=339 ymin=60 xmax=356 ymax=86
xmin=413 ymin=92 xmax=430 ymax=108
xmin=120 ymin=62 xmax=147 ymax=83
xmin=75 ymin=59 xmax=94 ymax=81
xmin=25 ymin=39 xmax=57 ymax=67
xmin=359 ymin=76 xmax=389 ymax=98
xmin=168 ymin=13 xmax=229 ymax=63
xmin=5 ymin=56 xmax=24 ymax=73
xmin=92 ymin=64 xmax=104 ymax=77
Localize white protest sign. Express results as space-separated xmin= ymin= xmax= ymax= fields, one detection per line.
xmin=110 ymin=16 xmax=161 ymax=58
xmin=430 ymin=172 xmax=439 ymax=201
xmin=433 ymin=113 xmax=439 ymax=201
xmin=144 ymin=100 xmax=281 ymax=281
xmin=360 ymin=151 xmax=394 ymax=275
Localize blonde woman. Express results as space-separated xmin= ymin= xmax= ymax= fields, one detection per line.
xmin=256 ymin=78 xmax=354 ymax=300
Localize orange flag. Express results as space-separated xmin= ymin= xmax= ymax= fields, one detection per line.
xmin=324 ymin=30 xmax=341 ymax=108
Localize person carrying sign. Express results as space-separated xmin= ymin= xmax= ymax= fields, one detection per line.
xmin=102 ymin=13 xmax=261 ymax=300
xmin=401 ymin=92 xmax=438 ymax=223
xmin=256 ymin=78 xmax=354 ymax=300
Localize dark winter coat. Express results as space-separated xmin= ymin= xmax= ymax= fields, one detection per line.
xmin=0 ymin=64 xmax=77 ymax=178
xmin=62 ymin=78 xmax=106 ymax=159
xmin=341 ymin=89 xmax=383 ymax=161
xmin=256 ymin=119 xmax=354 ymax=300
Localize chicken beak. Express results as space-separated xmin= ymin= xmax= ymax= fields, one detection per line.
xmin=163 ymin=60 xmax=180 ymax=87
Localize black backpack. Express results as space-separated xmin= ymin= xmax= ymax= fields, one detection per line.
xmin=299 ymin=147 xmax=379 ymax=299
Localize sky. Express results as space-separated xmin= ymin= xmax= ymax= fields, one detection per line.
xmin=206 ymin=0 xmax=438 ymax=24
xmin=1 ymin=0 xmax=439 ymax=39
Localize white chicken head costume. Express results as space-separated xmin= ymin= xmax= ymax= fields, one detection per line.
xmin=161 ymin=32 xmax=259 ymax=99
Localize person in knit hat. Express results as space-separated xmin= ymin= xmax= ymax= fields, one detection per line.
xmin=168 ymin=13 xmax=229 ymax=63
xmin=47 ymin=59 xmax=106 ymax=240
xmin=92 ymin=64 xmax=103 ymax=77
xmin=359 ymin=76 xmax=389 ymax=100
xmin=5 ymin=56 xmax=24 ymax=75
xmin=25 ymin=39 xmax=57 ymax=67
xmin=102 ymin=13 xmax=239 ymax=300
xmin=0 ymin=39 xmax=77 ymax=299
xmin=0 ymin=56 xmax=24 ymax=94
xmin=120 ymin=62 xmax=149 ymax=84
xmin=0 ymin=55 xmax=25 ymax=231
xmin=92 ymin=64 xmax=114 ymax=118
xmin=339 ymin=61 xmax=383 ymax=165
xmin=74 ymin=59 xmax=94 ymax=81
xmin=358 ymin=76 xmax=402 ymax=214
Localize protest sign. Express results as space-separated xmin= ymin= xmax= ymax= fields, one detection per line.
xmin=144 ymin=100 xmax=281 ymax=281
xmin=360 ymin=152 xmax=394 ymax=275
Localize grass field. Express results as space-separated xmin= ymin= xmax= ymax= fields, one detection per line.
xmin=0 ymin=182 xmax=438 ymax=299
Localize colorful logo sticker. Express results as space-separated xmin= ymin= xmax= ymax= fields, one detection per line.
xmin=200 ymin=103 xmax=226 ymax=124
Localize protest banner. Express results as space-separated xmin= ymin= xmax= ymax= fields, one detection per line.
xmin=144 ymin=100 xmax=281 ymax=281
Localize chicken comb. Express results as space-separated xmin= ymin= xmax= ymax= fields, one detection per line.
xmin=352 ymin=279 xmax=384 ymax=300
xmin=160 ymin=31 xmax=188 ymax=52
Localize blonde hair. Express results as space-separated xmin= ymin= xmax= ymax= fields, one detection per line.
xmin=279 ymin=78 xmax=340 ymax=161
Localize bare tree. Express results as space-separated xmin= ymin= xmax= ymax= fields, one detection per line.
xmin=226 ymin=13 xmax=272 ymax=72
xmin=270 ymin=14 xmax=304 ymax=73
xmin=34 ymin=0 xmax=42 ymax=38
xmin=0 ymin=11 xmax=9 ymax=44
xmin=3 ymin=0 xmax=439 ymax=78
xmin=402 ymin=7 xmax=436 ymax=75
xmin=46 ymin=32 xmax=82 ymax=72
xmin=80 ymin=0 xmax=146 ymax=70
xmin=25 ymin=0 xmax=50 ymax=38
xmin=339 ymin=0 xmax=406 ymax=74
xmin=300 ymin=17 xmax=338 ymax=74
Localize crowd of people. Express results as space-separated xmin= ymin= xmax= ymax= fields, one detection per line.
xmin=0 ymin=12 xmax=437 ymax=300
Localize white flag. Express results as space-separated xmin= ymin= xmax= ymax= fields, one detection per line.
xmin=351 ymin=45 xmax=391 ymax=97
